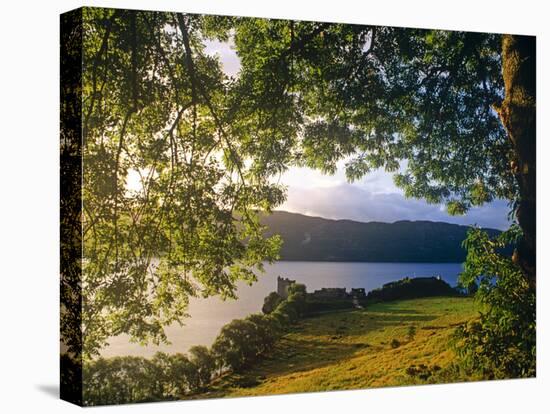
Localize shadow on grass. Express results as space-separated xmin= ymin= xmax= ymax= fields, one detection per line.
xmin=207 ymin=337 xmax=366 ymax=395
xmin=364 ymin=306 xmax=425 ymax=314
xmin=232 ymin=306 xmax=440 ymax=380
xmin=207 ymin=298 xmax=470 ymax=396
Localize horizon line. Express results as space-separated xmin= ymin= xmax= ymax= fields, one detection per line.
xmin=267 ymin=209 xmax=502 ymax=231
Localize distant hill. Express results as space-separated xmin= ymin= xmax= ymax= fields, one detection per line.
xmin=261 ymin=211 xmax=504 ymax=263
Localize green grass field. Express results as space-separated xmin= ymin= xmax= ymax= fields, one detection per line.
xmin=203 ymin=296 xmax=480 ymax=397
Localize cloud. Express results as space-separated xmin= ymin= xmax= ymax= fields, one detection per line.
xmin=279 ymin=183 xmax=511 ymax=230
xmin=203 ymin=39 xmax=241 ymax=77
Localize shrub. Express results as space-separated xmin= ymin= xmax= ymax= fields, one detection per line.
xmin=212 ymin=319 xmax=259 ymax=372
xmin=273 ymin=299 xmax=299 ymax=325
xmin=262 ymin=291 xmax=283 ymax=314
xmin=245 ymin=313 xmax=282 ymax=352
xmin=169 ymin=353 xmax=199 ymax=394
xmin=83 ymin=356 xmax=159 ymax=405
xmin=405 ymin=364 xmax=447 ymax=382
xmin=366 ymin=277 xmax=458 ymax=302
xmin=188 ymin=346 xmax=216 ymax=391
xmin=150 ymin=352 xmax=176 ymax=398
xmin=286 ymin=291 xmax=307 ymax=317
xmin=407 ymin=325 xmax=417 ymax=341
xmin=83 ymin=283 xmax=312 ymax=405
xmin=455 ymin=226 xmax=535 ymax=379
xmin=82 ymin=350 xmax=219 ymax=405
xmin=287 ymin=283 xmax=307 ymax=296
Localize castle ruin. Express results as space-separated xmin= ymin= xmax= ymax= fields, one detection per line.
xmin=276 ymin=276 xmax=366 ymax=300
xmin=350 ymin=288 xmax=366 ymax=298
xmin=277 ymin=276 xmax=296 ymax=299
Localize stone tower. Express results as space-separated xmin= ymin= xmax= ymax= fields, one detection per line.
xmin=277 ymin=276 xmax=296 ymax=299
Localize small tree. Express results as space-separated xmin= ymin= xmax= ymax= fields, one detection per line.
xmin=83 ymin=356 xmax=156 ymax=405
xmin=455 ymin=226 xmax=535 ymax=378
xmin=245 ymin=313 xmax=281 ymax=353
xmin=169 ymin=353 xmax=199 ymax=395
xmin=286 ymin=291 xmax=308 ymax=318
xmin=288 ymin=283 xmax=307 ymax=296
xmin=188 ymin=346 xmax=216 ymax=390
xmin=211 ymin=319 xmax=257 ymax=372
xmin=150 ymin=352 xmax=174 ymax=399
xmin=273 ymin=300 xmax=299 ymax=325
xmin=262 ymin=291 xmax=283 ymax=314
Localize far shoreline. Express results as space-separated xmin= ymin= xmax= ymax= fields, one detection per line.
xmin=265 ymin=259 xmax=465 ymax=264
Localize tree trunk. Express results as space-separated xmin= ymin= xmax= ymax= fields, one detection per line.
xmin=495 ymin=34 xmax=536 ymax=288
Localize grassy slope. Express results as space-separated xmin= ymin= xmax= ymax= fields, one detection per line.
xmin=206 ymin=297 xmax=479 ymax=397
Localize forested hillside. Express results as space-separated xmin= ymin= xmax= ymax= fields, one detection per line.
xmin=262 ymin=211 xmax=503 ymax=262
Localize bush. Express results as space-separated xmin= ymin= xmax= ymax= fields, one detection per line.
xmin=83 ymin=283 xmax=311 ymax=405
xmin=288 ymin=283 xmax=307 ymax=296
xmin=83 ymin=350 xmax=219 ymax=405
xmin=212 ymin=319 xmax=259 ymax=372
xmin=188 ymin=346 xmax=216 ymax=391
xmin=455 ymin=226 xmax=535 ymax=379
xmin=150 ymin=352 xmax=177 ymax=398
xmin=366 ymin=277 xmax=458 ymax=302
xmin=169 ymin=353 xmax=200 ymax=394
xmin=286 ymin=291 xmax=307 ymax=318
xmin=83 ymin=356 xmax=161 ymax=405
xmin=405 ymin=364 xmax=440 ymax=381
xmin=262 ymin=291 xmax=283 ymax=314
xmin=272 ymin=298 xmax=299 ymax=325
xmin=245 ymin=313 xmax=282 ymax=352
xmin=407 ymin=325 xmax=417 ymax=341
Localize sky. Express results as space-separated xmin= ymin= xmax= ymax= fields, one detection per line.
xmin=203 ymin=39 xmax=511 ymax=230
xmin=278 ymin=165 xmax=510 ymax=230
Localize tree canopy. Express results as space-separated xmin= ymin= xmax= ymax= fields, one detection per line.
xmin=62 ymin=8 xmax=535 ymax=361
xmin=229 ymin=19 xmax=515 ymax=214
xmin=227 ymin=18 xmax=535 ymax=284
xmin=78 ymin=9 xmax=286 ymax=358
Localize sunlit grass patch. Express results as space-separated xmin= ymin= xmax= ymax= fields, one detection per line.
xmin=207 ymin=296 xmax=479 ymax=397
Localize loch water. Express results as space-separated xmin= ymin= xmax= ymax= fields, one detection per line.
xmin=102 ymin=261 xmax=463 ymax=357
